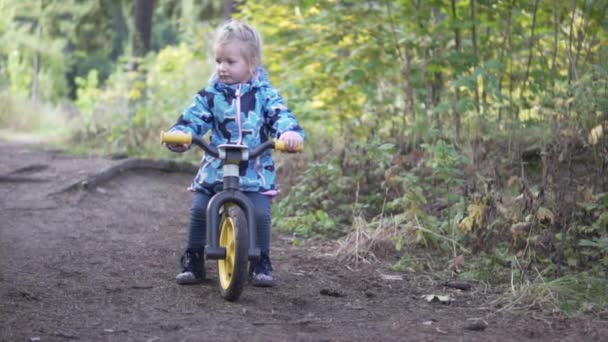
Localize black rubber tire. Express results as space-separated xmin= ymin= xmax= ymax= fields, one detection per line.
xmin=217 ymin=205 xmax=249 ymax=301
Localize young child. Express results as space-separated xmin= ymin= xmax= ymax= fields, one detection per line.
xmin=165 ymin=20 xmax=304 ymax=287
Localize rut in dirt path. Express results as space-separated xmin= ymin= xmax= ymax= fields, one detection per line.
xmin=1 ymin=142 xmax=606 ymax=341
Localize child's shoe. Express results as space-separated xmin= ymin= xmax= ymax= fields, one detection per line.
xmin=249 ymin=251 xmax=275 ymax=287
xmin=176 ymin=248 xmax=205 ymax=284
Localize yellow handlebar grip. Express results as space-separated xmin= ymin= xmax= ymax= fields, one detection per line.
xmin=274 ymin=139 xmax=304 ymax=152
xmin=160 ymin=131 xmax=192 ymax=145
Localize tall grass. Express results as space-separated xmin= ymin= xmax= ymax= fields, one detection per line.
xmin=495 ymin=271 xmax=608 ymax=316
xmin=0 ymin=90 xmax=72 ymax=143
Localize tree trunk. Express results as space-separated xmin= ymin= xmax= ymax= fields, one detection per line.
xmin=451 ymin=0 xmax=461 ymax=141
xmin=522 ymin=0 xmax=540 ymax=95
xmin=404 ymin=46 xmax=415 ymax=121
xmin=508 ymin=0 xmax=516 ymax=120
xmin=111 ymin=2 xmax=129 ymax=61
xmin=497 ymin=2 xmax=513 ymax=123
xmin=132 ymin=0 xmax=155 ymax=71
xmin=551 ymin=0 xmax=559 ymax=93
xmin=481 ymin=26 xmax=490 ymax=116
xmin=470 ymin=0 xmax=480 ymax=116
xmin=31 ymin=0 xmax=43 ymax=103
xmin=32 ymin=21 xmax=41 ymax=103
xmin=224 ymin=0 xmax=235 ymax=20
xmin=424 ymin=48 xmax=434 ymax=123
xmin=567 ymin=0 xmax=577 ymax=84
xmin=573 ymin=0 xmax=595 ymax=81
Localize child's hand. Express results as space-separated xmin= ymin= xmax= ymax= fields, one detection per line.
xmin=279 ymin=131 xmax=303 ymax=151
xmin=166 ymin=143 xmax=190 ymax=153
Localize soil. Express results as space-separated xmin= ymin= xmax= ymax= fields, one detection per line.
xmin=1 ymin=141 xmax=606 ymax=341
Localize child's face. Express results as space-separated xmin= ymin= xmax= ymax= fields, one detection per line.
xmin=214 ymin=41 xmax=253 ymax=84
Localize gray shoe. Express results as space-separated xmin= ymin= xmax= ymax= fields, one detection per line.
xmin=176 ymin=271 xmax=202 ymax=284
xmin=249 ymin=251 xmax=275 ymax=287
xmin=252 ymin=273 xmax=275 ymax=287
xmin=176 ymin=248 xmax=205 ymax=284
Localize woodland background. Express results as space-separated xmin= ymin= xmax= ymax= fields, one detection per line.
xmin=0 ymin=0 xmax=606 ymax=316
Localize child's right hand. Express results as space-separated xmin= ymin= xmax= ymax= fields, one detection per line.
xmin=166 ymin=143 xmax=190 ymax=153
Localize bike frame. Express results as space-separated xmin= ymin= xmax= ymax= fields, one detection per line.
xmin=160 ymin=132 xmax=294 ymax=261
xmin=205 ymin=144 xmax=260 ymax=261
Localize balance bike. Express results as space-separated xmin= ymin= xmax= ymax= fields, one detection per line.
xmin=160 ymin=131 xmax=301 ymax=301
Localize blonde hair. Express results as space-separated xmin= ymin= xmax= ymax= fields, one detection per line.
xmin=214 ymin=20 xmax=263 ymax=72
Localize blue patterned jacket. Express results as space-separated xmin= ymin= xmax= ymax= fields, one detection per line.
xmin=169 ymin=68 xmax=304 ymax=195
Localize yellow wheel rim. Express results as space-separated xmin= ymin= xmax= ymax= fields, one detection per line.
xmin=218 ymin=217 xmax=235 ymax=290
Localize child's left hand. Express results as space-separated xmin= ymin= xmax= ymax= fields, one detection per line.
xmin=279 ymin=131 xmax=303 ymax=151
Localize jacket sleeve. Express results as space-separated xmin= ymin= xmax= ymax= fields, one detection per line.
xmin=169 ymin=90 xmax=214 ymax=136
xmin=263 ymin=86 xmax=305 ymax=140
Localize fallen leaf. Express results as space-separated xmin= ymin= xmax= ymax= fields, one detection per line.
xmin=507 ymin=176 xmax=520 ymax=187
xmin=378 ymin=273 xmax=403 ymax=281
xmin=536 ymin=207 xmax=555 ymax=224
xmin=435 ymin=327 xmax=448 ymax=334
xmin=422 ymin=294 xmax=452 ymax=304
xmin=448 ymin=255 xmax=465 ymax=271
xmin=510 ymin=222 xmax=531 ymax=238
xmin=588 ymin=124 xmax=603 ymax=145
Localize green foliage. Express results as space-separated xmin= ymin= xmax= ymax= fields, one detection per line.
xmin=571 ymin=192 xmax=608 ymax=273
xmin=6 ymin=50 xmax=32 ymax=97
xmin=275 ymin=139 xmax=395 ymax=237
xmin=459 ymin=247 xmax=512 ymax=283
xmin=66 ymin=40 xmax=214 ymax=156
xmin=275 ymin=160 xmax=351 ymax=237
xmin=505 ymin=272 xmax=608 ymax=316
xmin=422 ymin=140 xmax=467 ymax=187
xmin=386 ymin=174 xmax=440 ymax=249
xmin=0 ymin=0 xmax=90 ymax=101
xmin=74 ymin=69 xmax=101 ymax=134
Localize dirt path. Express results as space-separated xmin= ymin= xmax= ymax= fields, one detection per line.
xmin=1 ymin=141 xmax=605 ymax=341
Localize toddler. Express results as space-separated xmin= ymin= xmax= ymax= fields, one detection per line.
xmin=165 ymin=20 xmax=304 ymax=287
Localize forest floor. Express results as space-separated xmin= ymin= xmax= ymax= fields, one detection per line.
xmin=1 ymin=140 xmax=606 ymax=341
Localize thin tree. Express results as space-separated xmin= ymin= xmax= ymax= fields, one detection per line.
xmin=551 ymin=0 xmax=559 ymax=93
xmin=470 ymin=0 xmax=480 ymax=116
xmin=522 ymin=0 xmax=540 ymax=96
xmin=451 ymin=0 xmax=461 ymax=141
xmin=132 ymin=0 xmax=154 ymax=71
xmin=224 ymin=0 xmax=235 ymax=20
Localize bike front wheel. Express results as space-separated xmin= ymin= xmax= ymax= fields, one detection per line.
xmin=217 ymin=205 xmax=249 ymax=301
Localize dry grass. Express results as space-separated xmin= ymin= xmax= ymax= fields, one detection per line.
xmin=0 ymin=91 xmax=71 ymax=143
xmin=335 ymin=214 xmax=402 ymax=266
xmin=492 ymin=268 xmax=608 ymax=316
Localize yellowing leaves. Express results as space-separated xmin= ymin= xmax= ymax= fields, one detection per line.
xmin=459 ymin=201 xmax=487 ymax=233
xmin=128 ymin=87 xmax=142 ymax=101
xmin=536 ymin=207 xmax=555 ymax=225
xmin=305 ymin=61 xmax=321 ymax=74
xmin=276 ymin=18 xmax=299 ymax=30
xmin=588 ymin=123 xmax=604 ymax=145
xmin=339 ymin=34 xmax=354 ymax=48
xmin=154 ymin=44 xmax=193 ymax=73
xmin=307 ymin=6 xmax=320 ymax=15
xmin=311 ymin=87 xmax=337 ymax=109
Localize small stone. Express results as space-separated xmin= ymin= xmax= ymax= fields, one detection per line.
xmin=464 ymin=320 xmax=488 ymax=331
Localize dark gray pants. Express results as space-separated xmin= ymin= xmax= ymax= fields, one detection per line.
xmin=186 ymin=191 xmax=272 ymax=253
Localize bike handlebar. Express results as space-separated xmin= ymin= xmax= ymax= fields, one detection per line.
xmin=160 ymin=131 xmax=302 ymax=159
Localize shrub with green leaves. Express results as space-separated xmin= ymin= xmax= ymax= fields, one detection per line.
xmin=274 ymin=139 xmax=395 ymax=237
